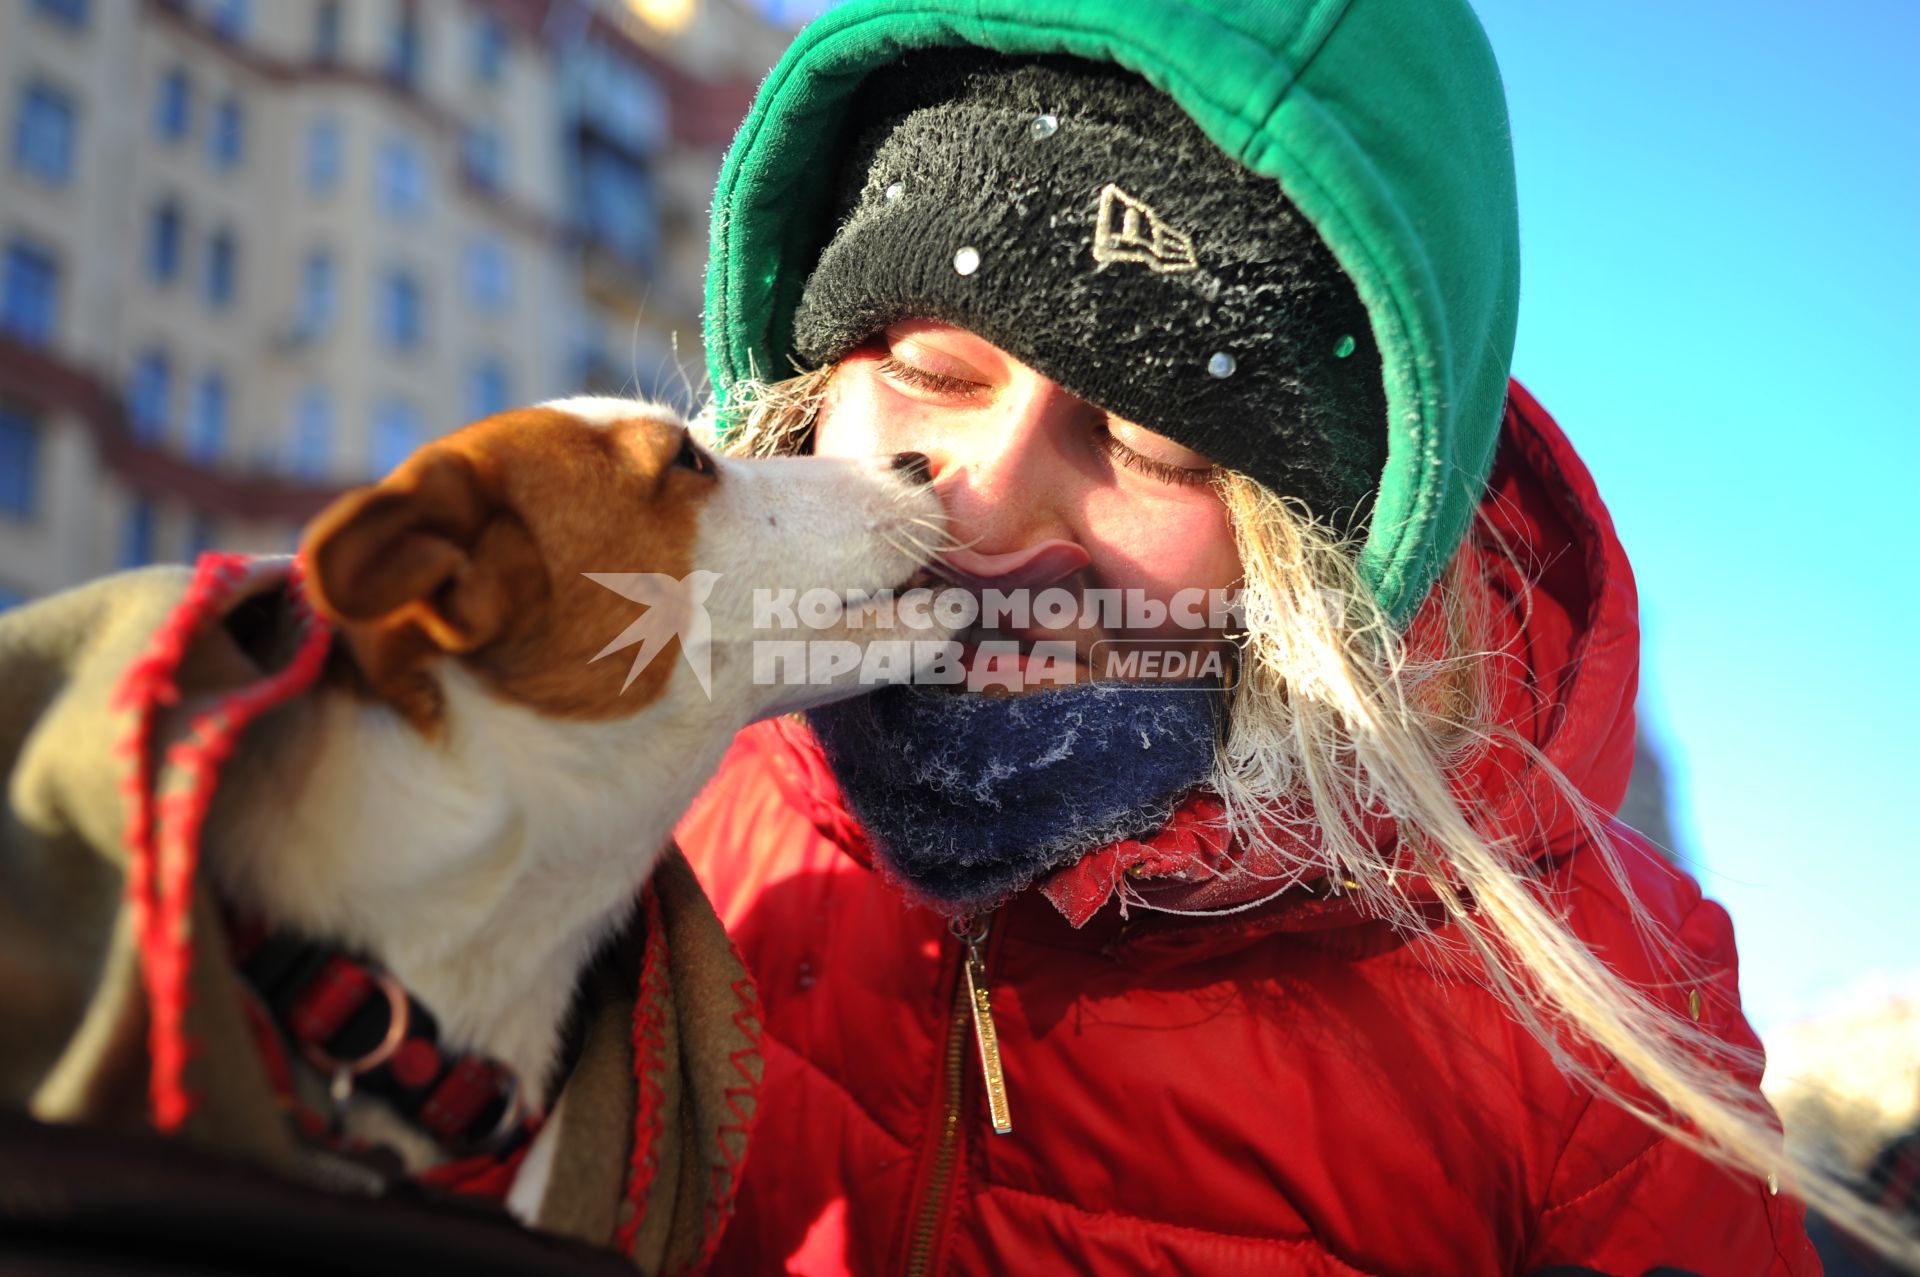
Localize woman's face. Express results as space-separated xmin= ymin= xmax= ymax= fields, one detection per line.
xmin=814 ymin=319 xmax=1242 ymax=687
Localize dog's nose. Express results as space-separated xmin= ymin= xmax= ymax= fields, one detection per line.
xmin=890 ymin=451 xmax=934 ymax=486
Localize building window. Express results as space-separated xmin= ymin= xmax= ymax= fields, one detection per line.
xmin=578 ymin=135 xmax=657 ymax=270
xmin=574 ymin=44 xmax=667 ymax=155
xmin=14 ymin=83 xmax=77 ymax=184
xmin=314 ymin=0 xmax=342 ymax=63
xmin=309 ymin=1 xmax=343 ymax=62
xmin=188 ymin=371 xmax=226 ymax=463
xmin=574 ymin=342 xmax=620 ymax=396
xmin=467 ymin=357 xmax=510 ymax=421
xmin=205 ymin=228 xmax=237 ymax=308
xmin=120 ymin=497 xmax=156 ymax=568
xmin=1 ymin=239 xmax=59 ymax=346
xmin=155 ymin=68 xmax=191 ymax=142
xmin=378 ymin=270 xmax=424 ymax=349
xmin=474 ymin=13 xmax=508 ymax=84
xmin=461 ymin=124 xmax=504 ymax=191
xmin=370 ymin=399 xmax=424 ymax=478
xmin=306 ymin=115 xmax=342 ymax=194
xmin=0 ymin=408 xmax=40 ymax=519
xmin=208 ymin=0 xmax=248 ymax=42
xmin=210 ymin=96 xmax=243 ymax=169
xmin=462 ymin=236 xmax=511 ymax=310
xmin=290 ymin=385 xmax=332 ymax=480
xmin=376 ymin=136 xmax=428 ymax=218
xmin=127 ymin=349 xmax=172 ymax=442
xmin=295 ymin=249 xmax=336 ymax=337
xmin=389 ymin=4 xmax=422 ymax=89
xmin=33 ymin=0 xmax=90 ymax=28
xmin=148 ymin=200 xmax=183 ymax=284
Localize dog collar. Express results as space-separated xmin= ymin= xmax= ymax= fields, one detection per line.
xmin=225 ymin=914 xmax=542 ymax=1162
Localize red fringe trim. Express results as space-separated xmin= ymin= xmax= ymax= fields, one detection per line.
xmin=682 ymin=955 xmax=763 ymax=1277
xmin=617 ymin=885 xmax=670 ymax=1257
xmin=110 ymin=554 xmax=332 ymax=1133
xmin=618 ymin=895 xmax=764 ymax=1273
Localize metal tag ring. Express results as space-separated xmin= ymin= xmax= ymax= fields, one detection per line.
xmin=299 ymin=971 xmax=411 ymax=1078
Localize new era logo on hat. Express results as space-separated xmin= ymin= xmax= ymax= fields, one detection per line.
xmin=1091 ymin=183 xmax=1198 ymax=273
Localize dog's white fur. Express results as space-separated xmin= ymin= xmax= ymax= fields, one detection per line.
xmin=201 ymin=398 xmax=951 ymax=1188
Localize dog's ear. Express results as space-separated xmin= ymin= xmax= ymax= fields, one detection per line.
xmin=301 ymin=449 xmax=515 ymax=654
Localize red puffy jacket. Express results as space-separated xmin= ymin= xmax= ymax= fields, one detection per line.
xmin=676 ymin=384 xmax=1818 ymax=1276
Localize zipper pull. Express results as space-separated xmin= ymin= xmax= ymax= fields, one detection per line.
xmin=954 ymin=915 xmax=1012 ymax=1136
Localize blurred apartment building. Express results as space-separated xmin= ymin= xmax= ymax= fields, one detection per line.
xmin=0 ymin=0 xmax=785 ymax=604
xmin=1619 ymin=722 xmax=1679 ymax=857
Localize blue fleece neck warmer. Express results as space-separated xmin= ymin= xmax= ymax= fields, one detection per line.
xmin=805 ymin=679 xmax=1223 ymax=914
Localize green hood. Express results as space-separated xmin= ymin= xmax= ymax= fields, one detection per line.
xmin=703 ymin=0 xmax=1519 ymax=628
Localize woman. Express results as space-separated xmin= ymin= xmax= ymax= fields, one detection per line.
xmin=676 ymin=0 xmax=1900 ymax=1271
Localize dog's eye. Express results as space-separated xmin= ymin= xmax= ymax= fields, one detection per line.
xmin=674 ymin=434 xmax=713 ymax=476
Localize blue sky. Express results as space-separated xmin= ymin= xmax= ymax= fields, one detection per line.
xmin=1471 ymin=0 xmax=1920 ymax=1037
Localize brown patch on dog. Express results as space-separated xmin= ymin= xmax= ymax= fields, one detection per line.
xmin=302 ymin=406 xmax=713 ymax=731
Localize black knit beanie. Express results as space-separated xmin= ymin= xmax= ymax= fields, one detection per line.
xmin=791 ymin=51 xmax=1389 ymax=528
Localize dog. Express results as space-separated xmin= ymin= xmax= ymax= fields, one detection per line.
xmin=85 ymin=397 xmax=951 ymax=1218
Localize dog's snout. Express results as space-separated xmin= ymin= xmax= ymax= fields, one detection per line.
xmin=890 ymin=451 xmax=934 ymax=486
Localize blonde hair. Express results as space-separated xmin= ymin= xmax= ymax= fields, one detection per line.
xmin=722 ymin=367 xmax=1920 ymax=1266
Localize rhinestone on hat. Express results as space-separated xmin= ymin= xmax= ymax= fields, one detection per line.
xmin=953 ymin=246 xmax=981 ymax=276
xmin=1206 ymin=351 xmax=1237 ymax=379
xmin=884 ymin=181 xmax=904 ymax=202
xmin=1029 ymin=113 xmax=1059 ymax=140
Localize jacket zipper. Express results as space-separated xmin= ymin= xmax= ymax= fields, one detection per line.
xmin=903 ymin=913 xmax=1008 ymax=1277
xmin=960 ymin=917 xmax=1012 ymax=1135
